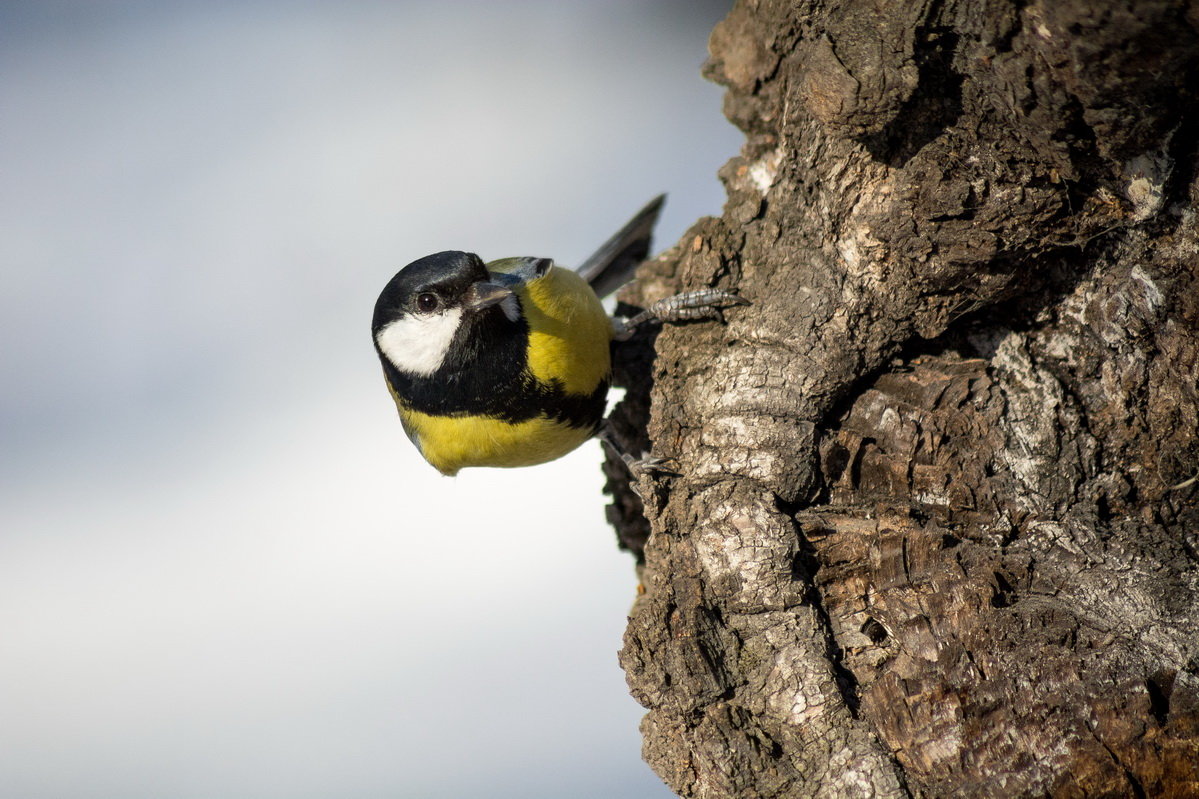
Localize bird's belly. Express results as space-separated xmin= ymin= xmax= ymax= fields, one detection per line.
xmin=400 ymin=409 xmax=599 ymax=476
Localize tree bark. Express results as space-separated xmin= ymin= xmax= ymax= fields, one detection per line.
xmin=605 ymin=1 xmax=1199 ymax=796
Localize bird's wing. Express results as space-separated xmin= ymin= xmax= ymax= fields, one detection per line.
xmin=574 ymin=194 xmax=664 ymax=299
xmin=486 ymin=256 xmax=553 ymax=286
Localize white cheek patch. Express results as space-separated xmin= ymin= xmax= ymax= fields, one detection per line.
xmin=375 ymin=308 xmax=464 ymax=376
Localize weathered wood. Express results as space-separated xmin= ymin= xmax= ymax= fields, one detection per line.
xmin=606 ymin=1 xmax=1199 ymax=796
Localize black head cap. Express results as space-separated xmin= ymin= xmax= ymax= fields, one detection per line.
xmin=372 ymin=250 xmax=489 ymax=333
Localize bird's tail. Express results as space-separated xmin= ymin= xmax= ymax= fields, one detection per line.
xmin=574 ymin=194 xmax=665 ymax=299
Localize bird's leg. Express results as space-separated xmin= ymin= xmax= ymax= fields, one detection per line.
xmin=612 ymin=288 xmax=747 ymax=341
xmin=604 ymin=288 xmax=745 ymax=486
xmin=596 ymin=421 xmax=677 ymax=479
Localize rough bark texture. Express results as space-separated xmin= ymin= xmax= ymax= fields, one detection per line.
xmin=605 ymin=1 xmax=1199 ymax=796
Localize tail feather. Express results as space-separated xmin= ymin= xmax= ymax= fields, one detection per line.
xmin=575 ymin=195 xmax=665 ymax=299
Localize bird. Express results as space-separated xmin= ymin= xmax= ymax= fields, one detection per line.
xmin=370 ymin=196 xmax=742 ymax=476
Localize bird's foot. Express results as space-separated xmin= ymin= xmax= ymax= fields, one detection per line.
xmin=612 ymin=288 xmax=748 ymax=340
xmin=596 ymin=424 xmax=679 ymax=486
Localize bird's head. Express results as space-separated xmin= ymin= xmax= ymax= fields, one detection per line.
xmin=372 ymin=250 xmax=530 ymax=377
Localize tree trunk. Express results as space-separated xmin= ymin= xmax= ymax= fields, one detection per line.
xmin=605 ymin=1 xmax=1199 ymax=796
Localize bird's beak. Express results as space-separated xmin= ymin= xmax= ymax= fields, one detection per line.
xmin=465 ymin=280 xmax=513 ymax=311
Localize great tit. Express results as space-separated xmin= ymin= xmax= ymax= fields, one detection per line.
xmin=371 ymin=196 xmax=738 ymax=476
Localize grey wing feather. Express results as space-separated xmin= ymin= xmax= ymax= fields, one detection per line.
xmin=575 ymin=194 xmax=664 ymax=299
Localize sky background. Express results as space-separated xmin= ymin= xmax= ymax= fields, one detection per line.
xmin=0 ymin=2 xmax=740 ymax=797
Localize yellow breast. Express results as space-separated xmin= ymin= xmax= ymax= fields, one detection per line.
xmin=396 ymin=408 xmax=601 ymax=475
xmin=514 ymin=264 xmax=612 ymax=395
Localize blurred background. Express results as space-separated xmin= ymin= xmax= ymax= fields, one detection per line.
xmin=0 ymin=1 xmax=739 ymax=797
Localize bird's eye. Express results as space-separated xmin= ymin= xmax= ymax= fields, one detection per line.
xmin=416 ymin=293 xmax=439 ymax=313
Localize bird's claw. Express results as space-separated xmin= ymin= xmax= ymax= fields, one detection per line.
xmin=649 ymin=289 xmax=748 ymax=323
xmin=597 ymin=424 xmax=678 ymax=487
xmin=623 ymin=454 xmax=679 ymax=478
xmin=612 ymin=288 xmax=748 ymax=340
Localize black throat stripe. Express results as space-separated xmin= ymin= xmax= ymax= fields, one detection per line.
xmin=380 ymin=307 xmax=608 ymax=432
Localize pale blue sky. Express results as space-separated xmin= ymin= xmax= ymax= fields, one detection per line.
xmin=0 ymin=2 xmax=739 ymax=796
